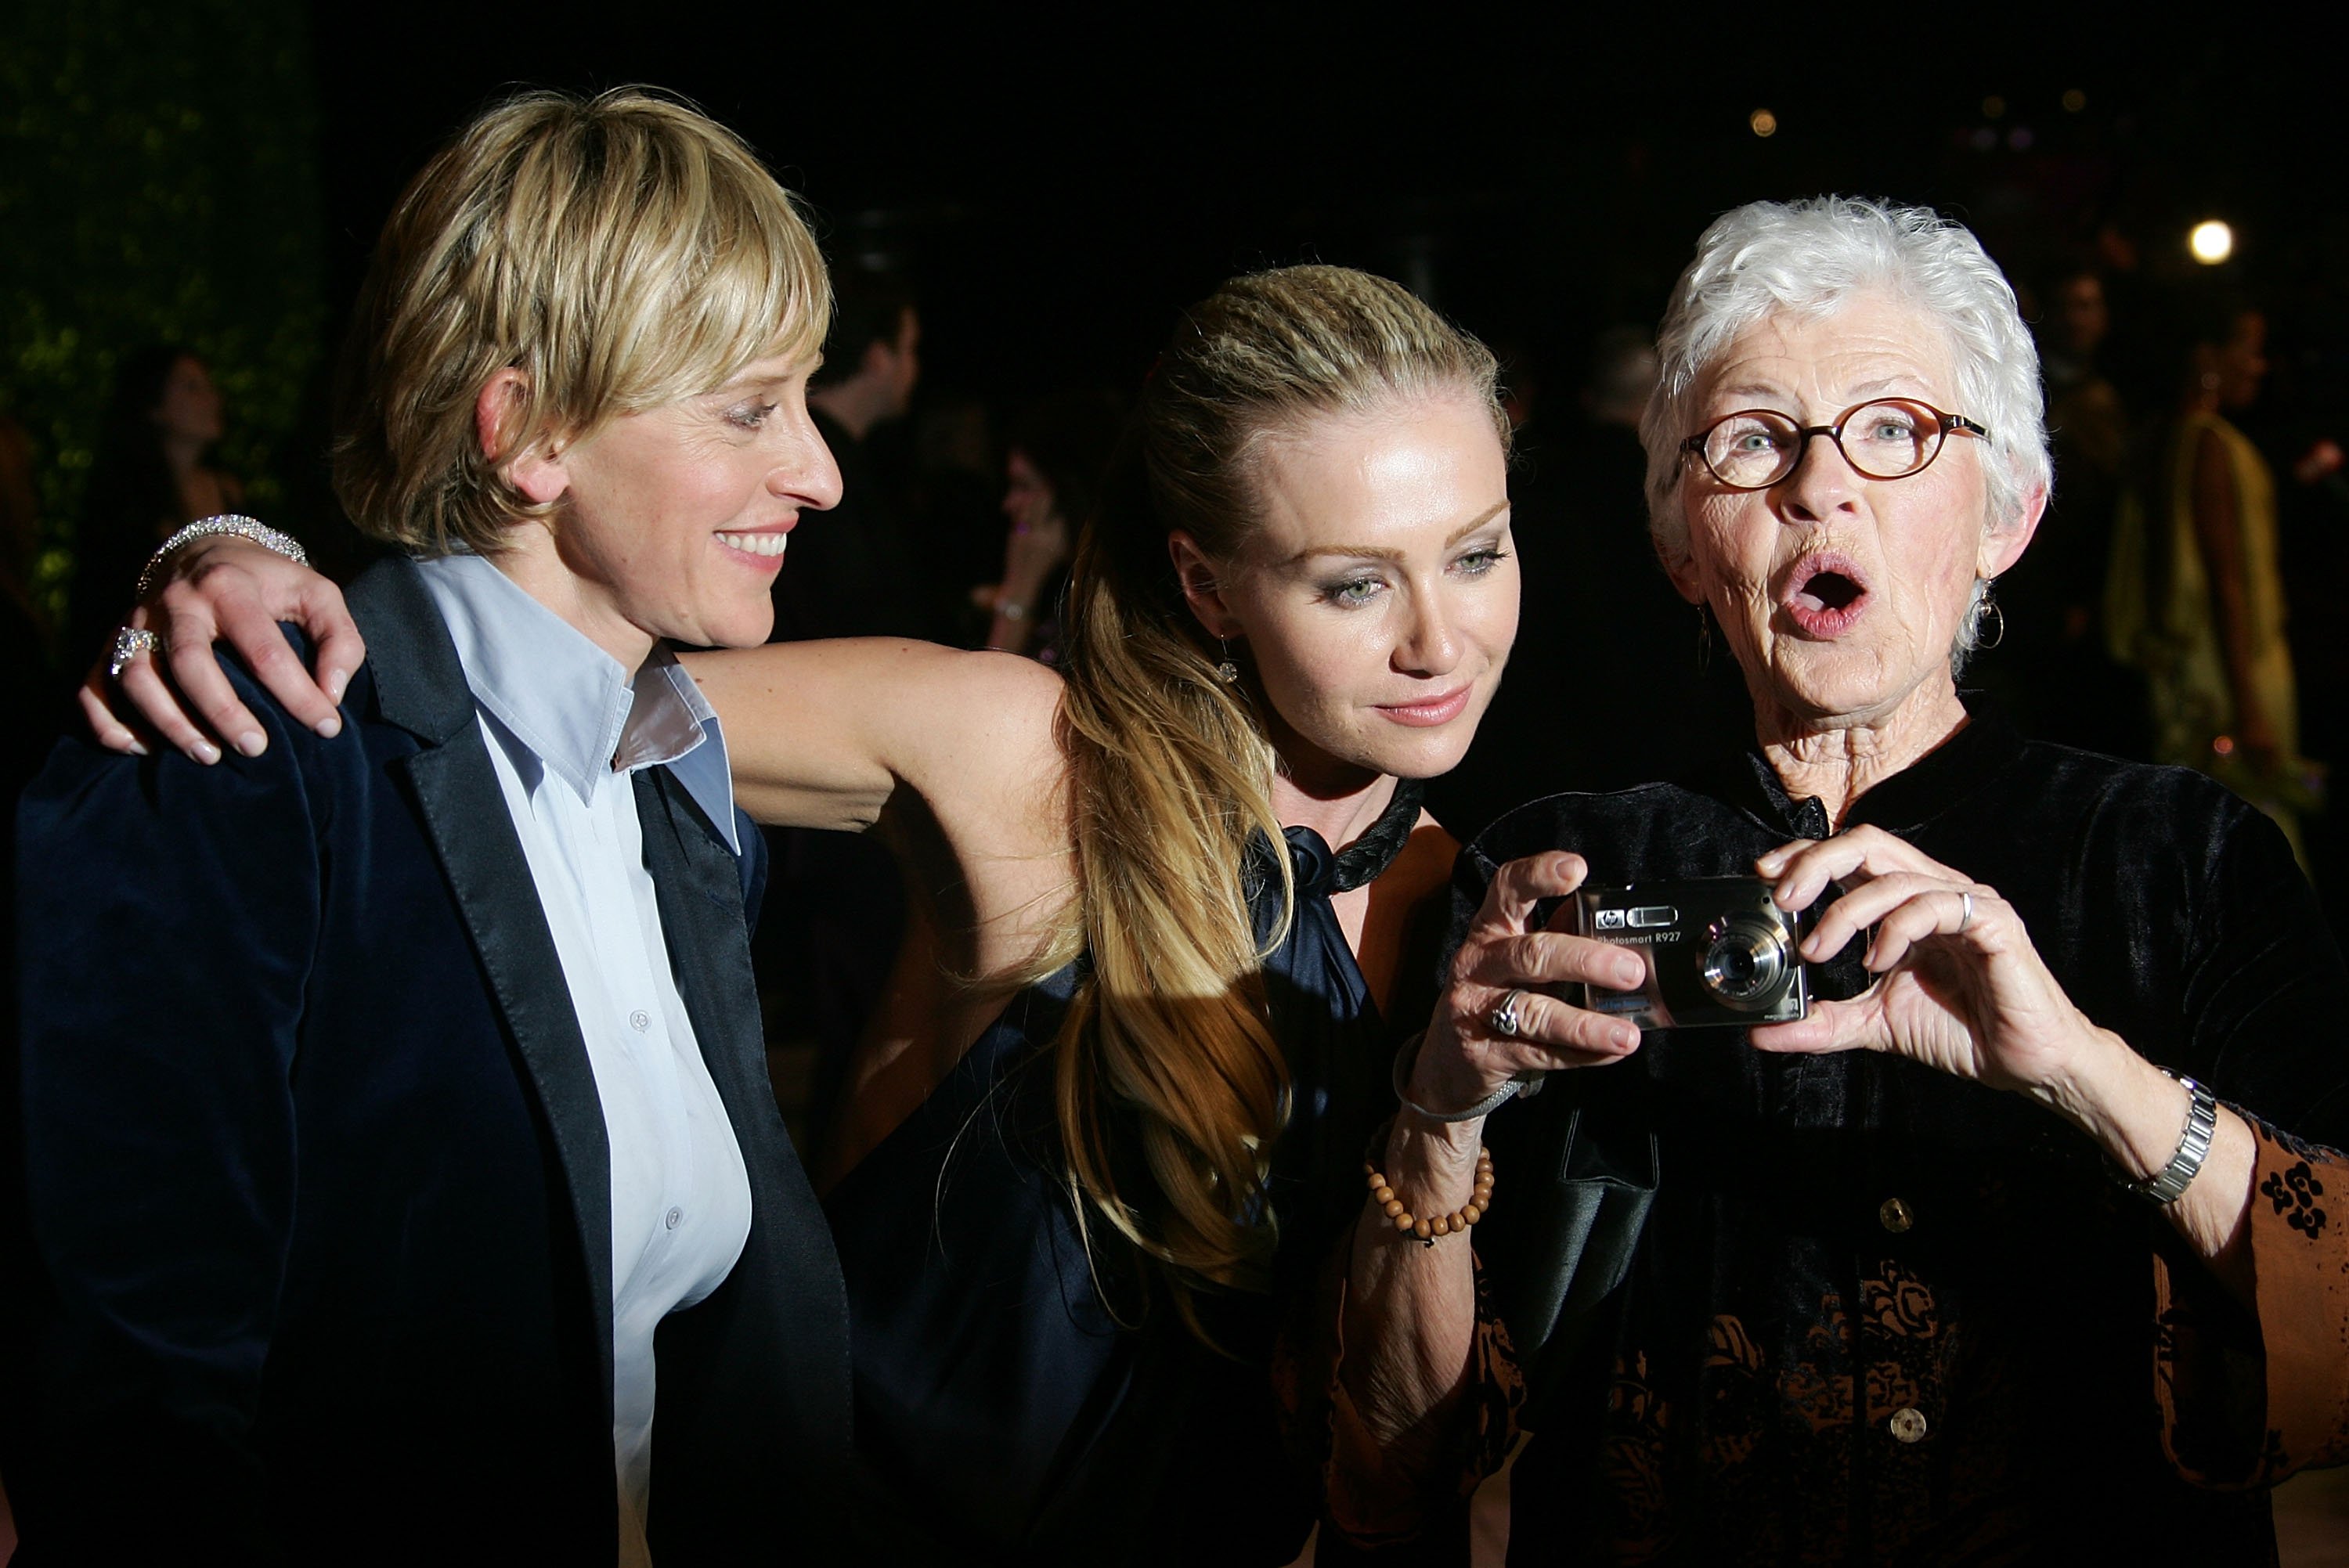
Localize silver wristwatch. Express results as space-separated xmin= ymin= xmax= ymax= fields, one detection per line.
xmin=2127 ymin=1070 xmax=2220 ymax=1206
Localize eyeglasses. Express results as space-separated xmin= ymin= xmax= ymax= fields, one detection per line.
xmin=1681 ymin=398 xmax=1988 ymax=491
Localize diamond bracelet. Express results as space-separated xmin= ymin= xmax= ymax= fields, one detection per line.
xmin=135 ymin=514 xmax=309 ymax=600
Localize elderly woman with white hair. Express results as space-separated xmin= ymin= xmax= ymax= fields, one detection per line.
xmin=1332 ymin=197 xmax=2349 ymax=1560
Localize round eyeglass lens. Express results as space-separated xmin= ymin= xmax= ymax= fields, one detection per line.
xmin=1701 ymin=411 xmax=1802 ymax=488
xmin=1840 ymin=400 xmax=1943 ymax=479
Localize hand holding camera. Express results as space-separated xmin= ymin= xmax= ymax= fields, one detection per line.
xmin=1407 ymin=851 xmax=1649 ymax=1123
xmin=1420 ymin=827 xmax=2108 ymax=1123
xmin=1741 ymin=825 xmax=2104 ymax=1097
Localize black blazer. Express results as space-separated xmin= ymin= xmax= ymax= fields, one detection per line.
xmin=12 ymin=557 xmax=853 ymax=1564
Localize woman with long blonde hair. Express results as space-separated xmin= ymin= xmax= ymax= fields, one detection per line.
xmin=97 ymin=262 xmax=1598 ymax=1560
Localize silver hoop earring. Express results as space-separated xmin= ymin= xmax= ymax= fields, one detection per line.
xmin=1973 ymin=587 xmax=2006 ymax=651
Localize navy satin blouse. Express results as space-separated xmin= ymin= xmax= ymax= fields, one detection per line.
xmin=827 ymin=794 xmax=1434 ymax=1565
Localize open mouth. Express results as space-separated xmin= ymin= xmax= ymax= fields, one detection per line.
xmin=1782 ymin=553 xmax=1871 ymax=637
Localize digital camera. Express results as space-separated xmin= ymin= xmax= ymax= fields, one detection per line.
xmin=1568 ymin=876 xmax=1812 ymax=1030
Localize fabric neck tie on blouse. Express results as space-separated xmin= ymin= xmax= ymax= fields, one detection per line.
xmin=1254 ymin=774 xmax=1427 ymax=1037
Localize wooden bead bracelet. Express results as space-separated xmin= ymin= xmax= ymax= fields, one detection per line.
xmin=1363 ymin=1143 xmax=1493 ymax=1246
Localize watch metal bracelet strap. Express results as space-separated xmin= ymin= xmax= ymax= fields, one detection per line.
xmin=135 ymin=514 xmax=309 ymax=600
xmin=1391 ymin=1029 xmax=1545 ymax=1123
xmin=2127 ymin=1069 xmax=2220 ymax=1206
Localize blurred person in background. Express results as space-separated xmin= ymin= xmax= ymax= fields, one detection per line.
xmin=65 ymin=346 xmax=244 ymax=669
xmin=0 ymin=412 xmax=52 ymax=722
xmin=977 ymin=390 xmax=1125 ymax=663
xmin=759 ymin=265 xmax=928 ymax=1150
xmin=905 ymin=394 xmax=1009 ymax=644
xmin=1986 ymin=264 xmax=2147 ymax=755
xmin=2108 ymin=294 xmax=2318 ymax=859
xmin=774 ymin=266 xmax=926 ymax=642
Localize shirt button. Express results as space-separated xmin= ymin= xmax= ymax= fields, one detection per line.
xmin=630 ymin=1010 xmax=651 ymax=1033
xmin=1887 ymin=1406 xmax=1929 ymax=1444
xmin=1878 ymin=1196 xmax=1915 ymax=1234
xmin=665 ymin=1206 xmax=684 ymax=1231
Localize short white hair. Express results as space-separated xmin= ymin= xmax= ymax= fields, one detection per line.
xmin=1638 ymin=196 xmax=2051 ymax=568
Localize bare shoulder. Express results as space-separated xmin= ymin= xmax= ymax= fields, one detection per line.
xmin=897 ymin=649 xmax=1069 ymax=849
xmin=900 ymin=645 xmax=1065 ymax=743
xmin=853 ymin=645 xmax=1066 ymax=803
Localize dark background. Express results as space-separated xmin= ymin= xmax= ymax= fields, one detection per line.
xmin=5 ymin=6 xmax=2345 ymax=880
xmin=305 ymin=17 xmax=2349 ymax=413
xmin=11 ymin=8 xmax=2342 ymax=578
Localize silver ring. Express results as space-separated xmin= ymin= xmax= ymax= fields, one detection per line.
xmin=1957 ymin=889 xmax=1975 ymax=934
xmin=109 ymin=625 xmax=162 ymax=679
xmin=1489 ymin=988 xmax=1526 ymax=1038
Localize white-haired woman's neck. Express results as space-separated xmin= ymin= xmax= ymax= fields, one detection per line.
xmin=1755 ymin=677 xmax=1970 ymax=828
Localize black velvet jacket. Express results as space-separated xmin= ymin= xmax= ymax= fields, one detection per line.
xmin=11 ymin=559 xmax=855 ymax=1564
xmin=1463 ymin=704 xmax=2349 ymax=1565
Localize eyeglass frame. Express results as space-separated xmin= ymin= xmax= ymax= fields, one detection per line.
xmin=1679 ymin=398 xmax=1990 ymax=492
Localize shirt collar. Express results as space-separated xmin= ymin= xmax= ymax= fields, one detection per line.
xmin=411 ymin=553 xmax=740 ymax=852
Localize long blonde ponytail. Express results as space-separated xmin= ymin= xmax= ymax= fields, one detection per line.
xmin=1039 ymin=265 xmax=1507 ymax=1325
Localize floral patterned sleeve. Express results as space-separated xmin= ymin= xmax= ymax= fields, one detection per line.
xmin=2156 ymin=1118 xmax=2349 ymax=1487
xmin=1275 ymin=1242 xmax=1525 ymax=1554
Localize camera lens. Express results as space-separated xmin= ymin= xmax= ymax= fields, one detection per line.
xmin=1698 ymin=913 xmax=1789 ymax=1008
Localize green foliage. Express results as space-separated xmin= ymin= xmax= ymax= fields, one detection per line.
xmin=0 ymin=0 xmax=327 ymax=628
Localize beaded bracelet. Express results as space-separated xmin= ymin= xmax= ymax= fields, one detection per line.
xmin=1364 ymin=1136 xmax=1494 ymax=1246
xmin=135 ymin=515 xmax=309 ymax=600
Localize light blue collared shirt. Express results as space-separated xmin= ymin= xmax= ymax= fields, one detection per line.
xmin=415 ymin=554 xmax=753 ymax=1568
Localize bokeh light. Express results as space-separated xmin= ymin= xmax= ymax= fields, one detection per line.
xmin=2189 ymin=220 xmax=2235 ymax=265
xmin=1749 ymin=107 xmax=1777 ymax=138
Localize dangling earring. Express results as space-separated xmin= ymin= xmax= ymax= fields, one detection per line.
xmin=1215 ymin=638 xmax=1241 ymax=683
xmin=1695 ymin=604 xmax=1713 ymax=673
xmin=1973 ymin=582 xmax=2006 ymax=651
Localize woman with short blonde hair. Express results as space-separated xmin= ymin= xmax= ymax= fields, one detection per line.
xmin=19 ymin=88 xmax=853 ymax=1563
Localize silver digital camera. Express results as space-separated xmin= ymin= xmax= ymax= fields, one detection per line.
xmin=1569 ymin=876 xmax=1812 ymax=1030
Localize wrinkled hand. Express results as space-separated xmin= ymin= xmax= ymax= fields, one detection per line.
xmin=1408 ymin=852 xmax=1648 ymax=1118
xmin=79 ymin=537 xmax=363 ymax=763
xmin=1747 ymin=825 xmax=2097 ymax=1092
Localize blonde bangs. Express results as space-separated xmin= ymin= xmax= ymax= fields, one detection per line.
xmin=592 ymin=166 xmax=830 ymax=418
xmin=521 ymin=97 xmax=831 ymax=428
xmin=333 ymin=88 xmax=830 ymax=557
